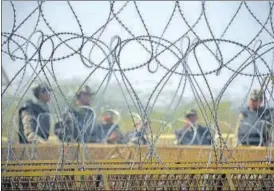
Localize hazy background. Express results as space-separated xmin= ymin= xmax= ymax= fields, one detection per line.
xmin=2 ymin=1 xmax=274 ymax=140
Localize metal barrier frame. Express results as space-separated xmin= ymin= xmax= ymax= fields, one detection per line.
xmin=2 ymin=169 xmax=274 ymax=190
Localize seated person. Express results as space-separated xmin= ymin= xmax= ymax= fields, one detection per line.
xmin=175 ymin=109 xmax=212 ymax=145
xmin=92 ymin=111 xmax=123 ymax=144
xmin=54 ymin=85 xmax=95 ymax=143
xmin=198 ymin=124 xmax=212 ymax=145
xmin=236 ymin=89 xmax=273 ymax=146
xmin=124 ymin=119 xmax=148 ymax=145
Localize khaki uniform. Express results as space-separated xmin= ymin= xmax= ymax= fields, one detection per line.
xmin=19 ymin=100 xmax=50 ymax=144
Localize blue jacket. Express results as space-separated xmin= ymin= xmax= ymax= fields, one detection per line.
xmin=237 ymin=107 xmax=270 ymax=146
xmin=175 ymin=124 xmax=212 ymax=145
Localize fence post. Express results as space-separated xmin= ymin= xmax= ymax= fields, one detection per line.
xmin=102 ymin=174 xmax=110 ymax=190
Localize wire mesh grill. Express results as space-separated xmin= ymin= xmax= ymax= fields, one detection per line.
xmin=2 ymin=169 xmax=274 ymax=191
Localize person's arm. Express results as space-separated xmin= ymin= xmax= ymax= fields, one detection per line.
xmin=261 ymin=108 xmax=274 ymax=146
xmin=174 ymin=129 xmax=184 ymax=145
xmin=262 ymin=120 xmax=273 ymax=146
xmin=86 ymin=124 xmax=102 ymax=143
xmin=62 ymin=112 xmax=75 ymax=142
xmin=234 ymin=112 xmax=246 ymax=145
xmin=174 ymin=129 xmax=183 ymax=140
xmin=21 ymin=110 xmax=46 ymax=143
xmin=115 ymin=127 xmax=124 ymax=144
xmin=107 ymin=125 xmax=123 ymax=144
xmin=54 ymin=121 xmax=64 ymax=140
xmin=55 ymin=110 xmax=76 ymax=142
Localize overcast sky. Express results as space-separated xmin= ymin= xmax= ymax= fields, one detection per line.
xmin=2 ymin=1 xmax=274 ymax=107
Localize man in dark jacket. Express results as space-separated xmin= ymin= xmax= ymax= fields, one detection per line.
xmin=18 ymin=83 xmax=52 ymax=144
xmin=54 ymin=85 xmax=96 ymax=143
xmin=236 ymin=89 xmax=273 ymax=146
xmin=175 ymin=109 xmax=212 ymax=145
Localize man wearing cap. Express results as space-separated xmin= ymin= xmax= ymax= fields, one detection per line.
xmin=236 ymin=89 xmax=272 ymax=146
xmin=174 ymin=109 xmax=212 ymax=145
xmin=54 ymin=85 xmax=96 ymax=143
xmin=18 ymin=83 xmax=52 ymax=144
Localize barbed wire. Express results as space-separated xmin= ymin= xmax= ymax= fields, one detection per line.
xmin=1 ymin=1 xmax=274 ymax=171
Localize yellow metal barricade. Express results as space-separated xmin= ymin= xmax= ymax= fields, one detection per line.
xmin=2 ymin=168 xmax=274 ymax=190
xmin=155 ymin=134 xmax=236 ymax=146
xmin=2 ymin=163 xmax=274 ymax=172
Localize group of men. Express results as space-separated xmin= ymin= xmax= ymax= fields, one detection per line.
xmin=175 ymin=89 xmax=273 ymax=146
xmin=18 ymin=84 xmax=147 ymax=145
xmin=18 ymin=83 xmax=273 ymax=147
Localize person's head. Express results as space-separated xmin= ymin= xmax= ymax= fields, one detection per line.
xmin=32 ymin=84 xmax=52 ymax=103
xmin=133 ymin=119 xmax=142 ymax=129
xmin=133 ymin=119 xmax=149 ymax=131
xmin=101 ymin=111 xmax=115 ymax=124
xmin=75 ymin=85 xmax=94 ymax=106
xmin=248 ymin=89 xmax=263 ymax=110
xmin=185 ymin=109 xmax=198 ymax=124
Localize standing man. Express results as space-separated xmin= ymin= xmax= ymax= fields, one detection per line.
xmin=174 ymin=109 xmax=212 ymax=145
xmin=54 ymin=85 xmax=96 ymax=143
xmin=18 ymin=83 xmax=52 ymax=144
xmin=236 ymin=89 xmax=272 ymax=146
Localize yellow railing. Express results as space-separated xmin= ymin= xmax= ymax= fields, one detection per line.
xmin=2 ymin=167 xmax=274 ymax=190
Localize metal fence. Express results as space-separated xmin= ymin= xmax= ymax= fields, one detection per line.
xmin=2 ymin=1 xmax=274 ymax=190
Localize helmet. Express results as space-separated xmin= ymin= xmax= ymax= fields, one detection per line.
xmin=75 ymin=85 xmax=94 ymax=96
xmin=249 ymin=89 xmax=263 ymax=101
xmin=185 ymin=109 xmax=197 ymax=117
